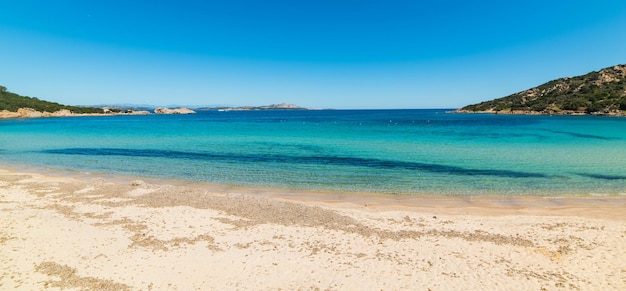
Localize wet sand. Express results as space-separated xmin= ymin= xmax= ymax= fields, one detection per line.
xmin=1 ymin=168 xmax=625 ymax=290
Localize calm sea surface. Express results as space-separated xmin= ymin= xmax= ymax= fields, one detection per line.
xmin=1 ymin=109 xmax=625 ymax=196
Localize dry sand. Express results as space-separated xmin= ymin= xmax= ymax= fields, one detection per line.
xmin=1 ymin=168 xmax=625 ymax=290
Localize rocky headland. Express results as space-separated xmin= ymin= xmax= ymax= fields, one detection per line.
xmin=0 ymin=86 xmax=199 ymax=119
xmin=0 ymin=108 xmax=151 ymax=119
xmin=457 ymin=64 xmax=626 ymax=116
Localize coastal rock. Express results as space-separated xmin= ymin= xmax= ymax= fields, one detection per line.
xmin=17 ymin=108 xmax=44 ymax=118
xmin=129 ymin=110 xmax=151 ymax=115
xmin=123 ymin=109 xmax=151 ymax=115
xmin=15 ymin=108 xmax=104 ymax=118
xmin=154 ymin=107 xmax=196 ymax=114
xmin=49 ymin=109 xmax=73 ymax=117
xmin=3 ymin=108 xmax=77 ymax=118
xmin=0 ymin=110 xmax=20 ymax=118
xmin=102 ymin=108 xmax=152 ymax=115
xmin=0 ymin=107 xmax=156 ymax=119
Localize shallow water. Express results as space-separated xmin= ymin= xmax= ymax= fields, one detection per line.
xmin=1 ymin=109 xmax=625 ymax=196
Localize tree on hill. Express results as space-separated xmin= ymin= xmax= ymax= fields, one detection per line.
xmin=458 ymin=65 xmax=626 ymax=115
xmin=0 ymin=86 xmax=104 ymax=114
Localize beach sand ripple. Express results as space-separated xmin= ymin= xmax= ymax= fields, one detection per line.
xmin=1 ymin=169 xmax=625 ymax=290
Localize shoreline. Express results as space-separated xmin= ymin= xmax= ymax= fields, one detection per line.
xmin=0 ymin=107 xmax=197 ymax=119
xmin=0 ymin=109 xmax=149 ymax=119
xmin=2 ymin=166 xmax=625 ymax=289
xmin=453 ymin=109 xmax=626 ymax=117
xmin=3 ymin=162 xmax=626 ymax=217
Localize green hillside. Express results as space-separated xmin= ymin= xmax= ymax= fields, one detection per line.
xmin=0 ymin=86 xmax=103 ymax=114
xmin=458 ymin=65 xmax=626 ymax=115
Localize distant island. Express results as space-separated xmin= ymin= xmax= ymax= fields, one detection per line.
xmin=198 ymin=103 xmax=312 ymax=111
xmin=0 ymin=86 xmax=316 ymax=119
xmin=457 ymin=64 xmax=626 ymax=116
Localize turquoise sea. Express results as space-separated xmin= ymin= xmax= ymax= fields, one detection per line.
xmin=1 ymin=109 xmax=625 ymax=196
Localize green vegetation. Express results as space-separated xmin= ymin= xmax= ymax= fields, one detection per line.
xmin=0 ymin=86 xmax=104 ymax=114
xmin=459 ymin=65 xmax=626 ymax=115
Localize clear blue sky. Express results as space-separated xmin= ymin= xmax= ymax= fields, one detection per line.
xmin=2 ymin=0 xmax=626 ymax=109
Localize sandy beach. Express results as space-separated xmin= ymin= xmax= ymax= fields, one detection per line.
xmin=1 ymin=167 xmax=625 ymax=290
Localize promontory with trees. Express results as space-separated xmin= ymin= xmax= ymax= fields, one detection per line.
xmin=0 ymin=86 xmax=194 ymax=118
xmin=0 ymin=85 xmax=104 ymax=115
xmin=456 ymin=64 xmax=626 ymax=116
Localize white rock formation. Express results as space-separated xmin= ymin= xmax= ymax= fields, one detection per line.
xmin=154 ymin=107 xmax=196 ymax=114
